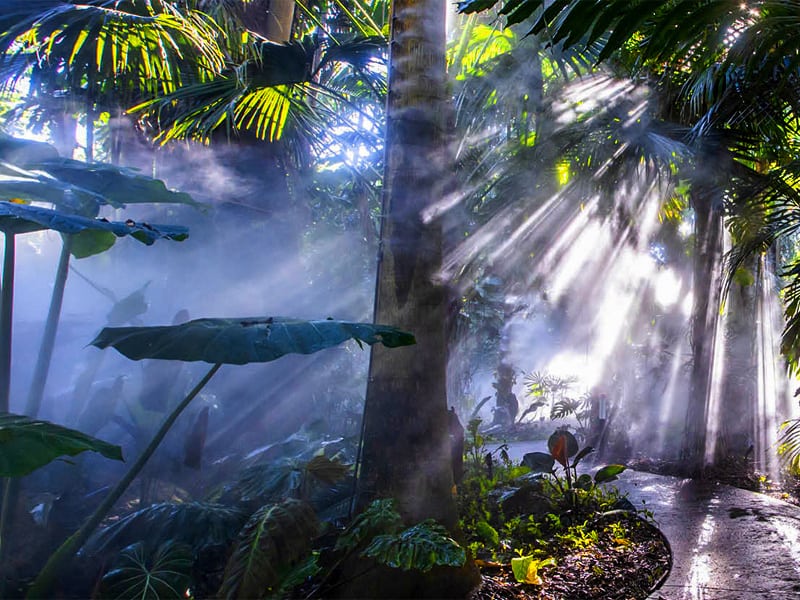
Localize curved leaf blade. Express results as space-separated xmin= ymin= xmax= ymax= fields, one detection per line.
xmin=521 ymin=451 xmax=555 ymax=474
xmin=100 ymin=541 xmax=193 ymax=600
xmin=91 ymin=317 xmax=416 ymax=365
xmin=219 ymin=500 xmax=319 ymax=599
xmin=594 ymin=463 xmax=626 ymax=484
xmin=361 ymin=520 xmax=466 ymax=572
xmin=0 ymin=412 xmax=123 ymax=477
xmin=548 ymin=430 xmax=579 ymax=465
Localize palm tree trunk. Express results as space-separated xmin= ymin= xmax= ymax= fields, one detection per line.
xmin=356 ymin=0 xmax=455 ymax=528
xmin=681 ymin=189 xmax=724 ymax=475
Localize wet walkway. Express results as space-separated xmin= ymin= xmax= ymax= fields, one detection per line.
xmin=615 ymin=472 xmax=800 ymax=599
xmin=501 ymin=442 xmax=800 ymax=598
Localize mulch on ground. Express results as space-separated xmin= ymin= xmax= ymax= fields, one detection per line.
xmin=469 ymin=512 xmax=671 ymax=600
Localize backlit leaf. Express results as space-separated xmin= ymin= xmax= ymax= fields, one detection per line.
xmin=91 ymin=317 xmax=416 ymax=365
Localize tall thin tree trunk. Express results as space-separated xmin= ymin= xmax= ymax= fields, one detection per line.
xmin=682 ymin=189 xmax=724 ymax=474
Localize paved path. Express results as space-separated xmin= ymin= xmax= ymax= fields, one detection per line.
xmin=615 ymin=472 xmax=800 ymax=599
xmin=501 ymin=442 xmax=800 ymax=598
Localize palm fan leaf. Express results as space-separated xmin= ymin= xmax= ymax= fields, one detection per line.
xmin=0 ymin=0 xmax=224 ymax=100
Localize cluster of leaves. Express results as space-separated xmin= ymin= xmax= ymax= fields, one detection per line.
xmin=459 ymin=427 xmax=631 ymax=587
xmin=335 ymin=499 xmax=466 ymax=574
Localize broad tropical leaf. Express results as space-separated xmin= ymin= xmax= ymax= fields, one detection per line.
xmin=361 ymin=520 xmax=467 ymax=572
xmin=335 ymin=498 xmax=403 ymax=553
xmin=521 ymin=451 xmax=555 ymax=473
xmin=83 ymin=502 xmax=247 ymax=558
xmin=0 ymin=201 xmax=188 ymax=257
xmin=91 ymin=317 xmax=416 ymax=364
xmin=0 ymin=412 xmax=122 ymax=477
xmin=218 ymin=499 xmax=320 ymax=599
xmin=100 ymin=541 xmax=193 ymax=600
xmin=548 ymin=430 xmax=579 ymax=466
xmin=594 ymin=464 xmax=626 ymax=484
xmin=0 ymin=133 xmax=199 ymax=209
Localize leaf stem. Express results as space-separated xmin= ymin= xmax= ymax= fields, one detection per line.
xmin=27 ymin=362 xmax=222 ymax=599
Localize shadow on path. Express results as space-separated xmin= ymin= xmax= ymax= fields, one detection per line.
xmin=500 ymin=442 xmax=800 ymax=598
xmin=615 ymin=472 xmax=800 ymax=600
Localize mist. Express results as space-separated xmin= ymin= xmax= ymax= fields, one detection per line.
xmin=2 ymin=2 xmax=799 ymax=597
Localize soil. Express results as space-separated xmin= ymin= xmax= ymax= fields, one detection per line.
xmin=468 ymin=512 xmax=671 ymax=600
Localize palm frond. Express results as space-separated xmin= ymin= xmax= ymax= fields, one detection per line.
xmin=1 ymin=0 xmax=225 ymax=101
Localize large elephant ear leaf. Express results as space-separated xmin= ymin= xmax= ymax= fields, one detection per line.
xmin=0 ymin=201 xmax=188 ymax=257
xmin=0 ymin=132 xmax=199 ymax=209
xmin=218 ymin=499 xmax=320 ymax=599
xmin=91 ymin=317 xmax=416 ymax=364
xmin=39 ymin=158 xmax=199 ymax=208
xmin=0 ymin=412 xmax=123 ymax=477
xmin=0 ymin=133 xmax=60 ymax=166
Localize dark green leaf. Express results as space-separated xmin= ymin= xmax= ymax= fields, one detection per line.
xmin=84 ymin=502 xmax=247 ymax=558
xmin=336 ymin=499 xmax=403 ymax=553
xmin=573 ymin=445 xmax=594 ymax=468
xmin=91 ymin=317 xmax=416 ymax=365
xmin=361 ymin=520 xmax=466 ymax=572
xmin=594 ymin=464 xmax=627 ymax=484
xmin=522 ymin=451 xmax=555 ymax=474
xmin=0 ymin=201 xmax=189 ymax=247
xmin=219 ymin=500 xmax=319 ymax=599
xmin=100 ymin=541 xmax=192 ymax=600
xmin=457 ymin=0 xmax=501 ymax=14
xmin=0 ymin=412 xmax=123 ymax=477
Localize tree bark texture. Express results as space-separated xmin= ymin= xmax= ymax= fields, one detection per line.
xmin=357 ymin=0 xmax=457 ymax=528
xmin=682 ymin=187 xmax=724 ymax=474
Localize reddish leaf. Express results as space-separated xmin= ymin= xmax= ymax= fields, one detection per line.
xmin=551 ymin=433 xmax=568 ymax=466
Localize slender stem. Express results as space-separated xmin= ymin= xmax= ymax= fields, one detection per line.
xmin=27 ymin=362 xmax=223 ymax=599
xmin=0 ymin=234 xmax=15 ymax=591
xmin=0 ymin=233 xmax=15 ymax=413
xmin=24 ymin=237 xmax=72 ymax=418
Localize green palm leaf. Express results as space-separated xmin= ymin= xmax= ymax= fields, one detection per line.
xmin=0 ymin=0 xmax=224 ymax=98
